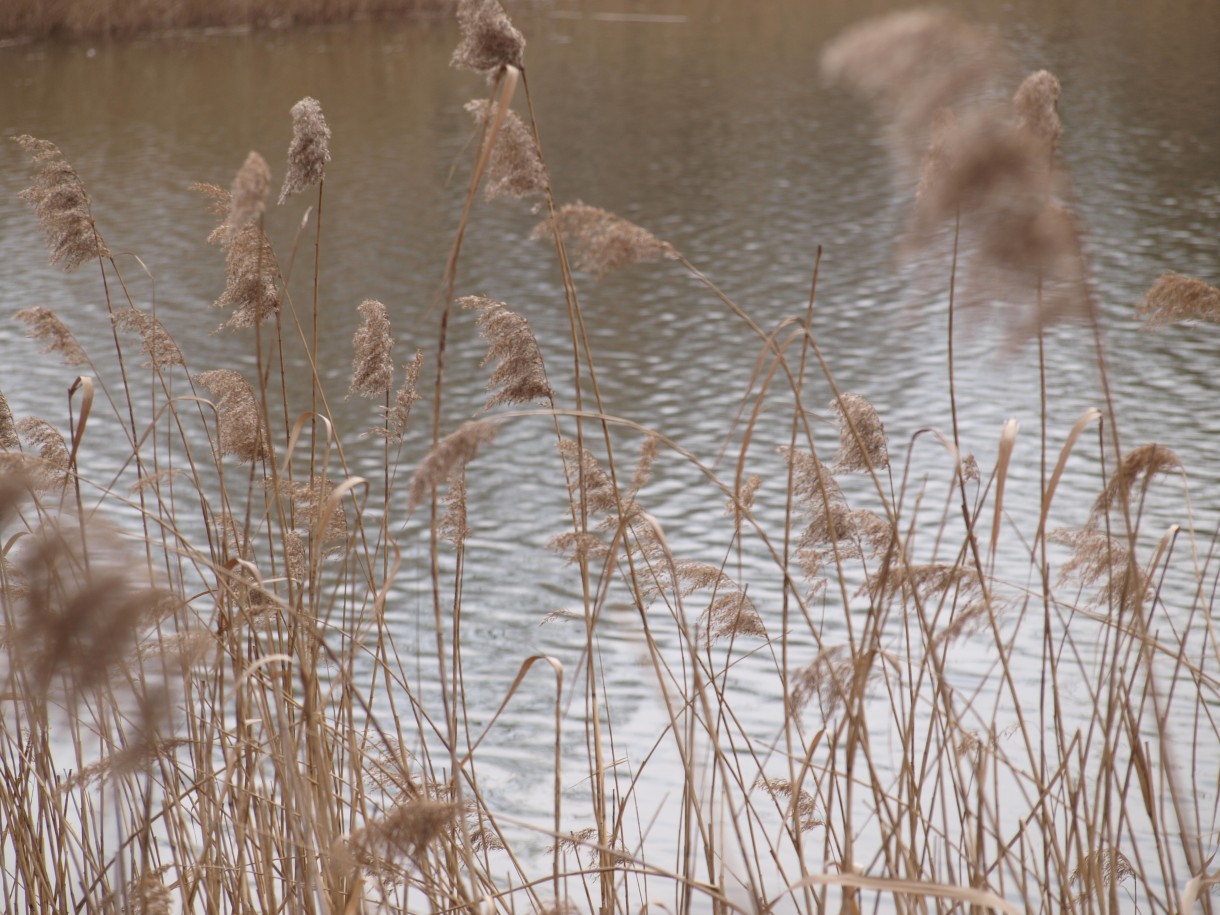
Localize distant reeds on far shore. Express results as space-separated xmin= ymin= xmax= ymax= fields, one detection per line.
xmin=0 ymin=0 xmax=458 ymax=42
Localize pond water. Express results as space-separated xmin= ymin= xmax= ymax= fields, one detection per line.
xmin=1 ymin=0 xmax=1218 ymax=908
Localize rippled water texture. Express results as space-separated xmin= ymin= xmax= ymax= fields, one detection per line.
xmin=2 ymin=0 xmax=1218 ymax=902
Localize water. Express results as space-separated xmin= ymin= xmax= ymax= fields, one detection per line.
xmin=2 ymin=0 xmax=1218 ymax=908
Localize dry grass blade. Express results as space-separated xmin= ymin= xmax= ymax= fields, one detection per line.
xmin=278 ymin=96 xmax=331 ymax=204
xmin=461 ymin=295 xmax=554 ymax=410
xmin=13 ymin=135 xmax=110 ymax=271
xmin=1136 ymin=272 xmax=1220 ymax=330
xmin=464 ymin=100 xmax=547 ymax=200
xmin=532 ymin=202 xmax=674 ymax=280
xmin=451 ymin=0 xmax=525 ymax=77
xmin=831 ymin=392 xmax=889 ymax=473
xmin=111 ymin=307 xmax=185 ymax=367
xmin=407 ymin=419 xmax=499 ymax=512
xmin=348 ymin=299 xmax=395 ymax=400
xmin=15 ymin=306 xmax=88 ymax=366
xmin=193 ymin=369 xmax=269 ymax=464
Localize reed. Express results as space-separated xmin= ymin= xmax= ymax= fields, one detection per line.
xmin=1 ymin=4 xmax=1217 ymax=914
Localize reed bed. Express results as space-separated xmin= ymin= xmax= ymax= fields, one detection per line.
xmin=2 ymin=2 xmax=1218 ymax=913
xmin=0 ymin=0 xmax=457 ymax=43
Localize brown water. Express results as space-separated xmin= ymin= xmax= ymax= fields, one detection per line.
xmin=2 ymin=0 xmax=1218 ymax=904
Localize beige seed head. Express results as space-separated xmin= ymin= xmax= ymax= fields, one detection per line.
xmin=193 ymin=369 xmax=270 ymax=464
xmin=14 ymin=135 xmax=111 ymax=272
xmin=348 ymin=299 xmax=395 ymax=399
xmin=532 ymin=203 xmax=673 ymax=280
xmin=279 ymin=96 xmax=331 ymax=204
xmin=15 ymin=306 xmax=89 ymax=366
xmin=465 ymin=99 xmax=547 ymax=200
xmin=1136 ymin=272 xmax=1220 ymax=330
xmin=451 ymin=0 xmax=525 ymax=76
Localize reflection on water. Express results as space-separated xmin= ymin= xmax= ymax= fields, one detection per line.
xmin=2 ymin=0 xmax=1218 ymax=903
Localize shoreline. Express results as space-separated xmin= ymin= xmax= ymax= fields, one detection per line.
xmin=0 ymin=0 xmax=460 ymax=44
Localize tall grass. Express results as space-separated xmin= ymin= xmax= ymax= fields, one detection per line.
xmin=2 ymin=2 xmax=1219 ymax=913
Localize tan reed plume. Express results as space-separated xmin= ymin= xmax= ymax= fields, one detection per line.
xmin=1049 ymin=527 xmax=1150 ymax=613
xmin=464 ymin=99 xmax=547 ymax=200
xmin=348 ymin=299 xmax=395 ymax=400
xmin=753 ymin=775 xmax=823 ymax=831
xmin=1090 ymin=442 xmax=1182 ymax=521
xmin=15 ymin=306 xmax=89 ymax=366
xmin=460 ymin=295 xmax=554 ymax=410
xmin=532 ymin=202 xmax=674 ymax=280
xmin=830 ymin=393 xmax=890 ymax=473
xmin=278 ymin=96 xmax=331 ymax=204
xmin=13 ymin=135 xmax=111 ymax=271
xmin=0 ymin=392 xmax=20 ymax=450
xmin=406 ymin=418 xmax=499 ymax=512
xmin=1070 ymin=848 xmax=1136 ymax=902
xmin=440 ymin=468 xmax=469 ymax=545
xmin=111 ymin=308 xmax=185 ymax=367
xmin=344 ymin=798 xmax=461 ymax=876
xmin=226 ymin=151 xmax=271 ymax=246
xmin=196 ymin=182 xmax=282 ymax=330
xmin=451 ymin=0 xmax=525 ymax=77
xmin=1013 ymin=69 xmax=1063 ymax=160
xmin=1136 ymin=272 xmax=1220 ymax=330
xmin=378 ymin=349 xmax=424 ymax=442
xmin=788 ymin=644 xmax=872 ymax=719
xmin=16 ymin=417 xmax=71 ymax=489
xmin=193 ymin=369 xmax=270 ymax=464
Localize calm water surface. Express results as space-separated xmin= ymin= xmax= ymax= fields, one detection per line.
xmin=2 ymin=0 xmax=1218 ymax=905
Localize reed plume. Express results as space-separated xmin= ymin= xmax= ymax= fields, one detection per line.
xmin=830 ymin=393 xmax=889 ymax=473
xmin=1070 ymin=848 xmax=1136 ymax=903
xmin=111 ymin=308 xmax=185 ymax=367
xmin=379 ymin=349 xmax=424 ymax=442
xmin=16 ymin=417 xmax=71 ymax=489
xmin=15 ymin=306 xmax=89 ymax=366
xmin=13 ymin=135 xmax=110 ymax=271
xmin=532 ymin=203 xmax=673 ymax=280
xmin=556 ymin=439 xmax=618 ymax=518
xmin=1013 ymin=69 xmax=1063 ymax=160
xmin=461 ymin=295 xmax=554 ymax=410
xmin=1090 ymin=442 xmax=1182 ymax=521
xmin=439 ymin=468 xmax=469 ymax=545
xmin=348 ymin=299 xmax=395 ymax=400
xmin=278 ymin=96 xmax=331 ymax=205
xmin=0 ymin=392 xmax=20 ymax=449
xmin=789 ymin=645 xmax=869 ymax=719
xmin=226 ymin=151 xmax=271 ymax=246
xmin=1050 ymin=527 xmax=1150 ymax=613
xmin=1136 ymin=272 xmax=1220 ymax=330
xmin=754 ymin=776 xmax=823 ymax=831
xmin=451 ymin=0 xmax=525 ymax=77
xmin=407 ymin=419 xmax=499 ymax=512
xmin=346 ymin=798 xmax=461 ymax=876
xmin=780 ymin=446 xmax=858 ymax=563
xmin=193 ymin=369 xmax=270 ymax=463
xmin=465 ymin=100 xmax=547 ymax=200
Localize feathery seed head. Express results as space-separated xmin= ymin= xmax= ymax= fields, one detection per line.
xmin=1091 ymin=442 xmax=1182 ymax=520
xmin=279 ymin=96 xmax=331 ymax=204
xmin=831 ymin=393 xmax=889 ymax=473
xmin=1013 ymin=69 xmax=1063 ymax=159
xmin=378 ymin=349 xmax=424 ymax=442
xmin=15 ymin=306 xmax=89 ymax=366
xmin=407 ymin=419 xmax=499 ymax=513
xmin=465 ymin=99 xmax=547 ymax=200
xmin=226 ymin=151 xmax=271 ymax=246
xmin=349 ymin=299 xmax=395 ymax=399
xmin=14 ymin=135 xmax=111 ymax=271
xmin=111 ymin=308 xmax=185 ymax=367
xmin=754 ymin=775 xmax=823 ymax=831
xmin=532 ymin=203 xmax=674 ymax=280
xmin=461 ymin=295 xmax=554 ymax=410
xmin=0 ymin=392 xmax=19 ymax=450
xmin=451 ymin=0 xmax=525 ymax=77
xmin=193 ymin=369 xmax=270 ymax=464
xmin=16 ymin=417 xmax=71 ymax=490
xmin=1136 ymin=272 xmax=1220 ymax=330
xmin=213 ymin=224 xmax=282 ymax=330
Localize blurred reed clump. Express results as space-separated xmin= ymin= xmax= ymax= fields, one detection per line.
xmin=2 ymin=2 xmax=1218 ymax=913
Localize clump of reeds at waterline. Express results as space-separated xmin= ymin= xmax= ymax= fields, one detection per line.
xmin=1 ymin=3 xmax=1217 ymax=914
